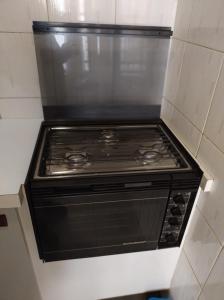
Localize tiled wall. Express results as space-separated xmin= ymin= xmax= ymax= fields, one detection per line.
xmin=161 ymin=0 xmax=224 ymax=299
xmin=0 ymin=0 xmax=47 ymax=119
xmin=0 ymin=0 xmax=177 ymax=119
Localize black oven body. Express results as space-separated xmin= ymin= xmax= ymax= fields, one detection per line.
xmin=25 ymin=120 xmax=202 ymax=262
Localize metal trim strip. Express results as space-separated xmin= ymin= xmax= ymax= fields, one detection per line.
xmin=33 ymin=21 xmax=173 ymax=37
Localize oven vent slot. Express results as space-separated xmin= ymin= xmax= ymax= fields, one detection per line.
xmin=31 ymin=180 xmax=170 ymax=197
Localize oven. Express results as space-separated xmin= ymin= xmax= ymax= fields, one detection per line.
xmin=28 ymin=168 xmax=200 ymax=262
xmin=30 ymin=178 xmax=169 ymax=261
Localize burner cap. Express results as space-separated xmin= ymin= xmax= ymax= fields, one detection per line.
xmin=99 ymin=129 xmax=119 ymax=144
xmin=138 ymin=143 xmax=167 ymax=153
xmin=137 ymin=148 xmax=161 ymax=165
xmin=65 ymin=152 xmax=88 ymax=166
xmin=152 ymin=143 xmax=167 ymax=152
xmin=102 ymin=130 xmax=115 ymax=139
xmin=143 ymin=151 xmax=160 ymax=161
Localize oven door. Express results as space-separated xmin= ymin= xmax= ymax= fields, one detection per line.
xmin=33 ymin=189 xmax=169 ymax=261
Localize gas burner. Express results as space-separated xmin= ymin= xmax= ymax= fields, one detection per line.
xmin=65 ymin=151 xmax=89 ymax=167
xmin=102 ymin=130 xmax=115 ymax=139
xmin=139 ymin=151 xmax=161 ymax=165
xmin=137 ymin=146 xmax=162 ymax=165
xmin=138 ymin=143 xmax=167 ymax=153
xmin=99 ymin=129 xmax=119 ymax=144
xmin=151 ymin=142 xmax=168 ymax=152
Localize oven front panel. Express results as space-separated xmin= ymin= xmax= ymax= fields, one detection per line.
xmin=33 ymin=189 xmax=168 ymax=261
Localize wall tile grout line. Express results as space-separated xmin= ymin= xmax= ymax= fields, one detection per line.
xmin=163 ymin=37 xmax=187 ymax=107
xmin=195 ymin=134 xmax=203 ymax=158
xmin=202 ymin=132 xmax=224 ymax=156
xmin=161 ymin=116 xmax=195 ymax=158
xmin=0 ymin=118 xmax=43 ymax=120
xmin=164 ymin=97 xmax=224 ymax=158
xmin=195 ymin=56 xmax=224 ymax=157
xmin=182 ymin=205 xmax=223 ymax=298
xmin=182 ymin=248 xmax=202 ymax=289
xmin=195 ymin=203 xmax=223 ymax=248
xmin=164 ymin=38 xmax=224 ymax=137
xmin=173 ymin=36 xmax=224 ymax=55
xmin=0 ymin=97 xmax=42 ymax=99
xmin=0 ymin=31 xmax=34 ymax=34
xmin=115 ymin=0 xmax=118 ymax=24
xmin=45 ymin=0 xmax=50 ymax=22
xmin=182 ymin=204 xmax=222 ymax=287
xmin=163 ymin=97 xmax=202 ymax=135
xmin=185 ymin=0 xmax=194 ymax=43
xmin=201 ymin=57 xmax=224 ymax=134
xmin=197 ymin=247 xmax=223 ymax=300
xmin=163 ymin=101 xmax=224 ymax=158
xmin=165 ymin=35 xmax=224 ymax=156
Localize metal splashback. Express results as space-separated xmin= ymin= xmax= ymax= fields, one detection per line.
xmin=33 ymin=22 xmax=172 ymax=121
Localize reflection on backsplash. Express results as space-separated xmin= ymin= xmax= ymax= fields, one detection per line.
xmin=34 ymin=29 xmax=170 ymax=109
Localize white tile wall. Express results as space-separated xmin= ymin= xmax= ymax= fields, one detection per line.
xmin=170 ymin=252 xmax=201 ymax=300
xmin=47 ymin=0 xmax=116 ymax=23
xmin=188 ymin=0 xmax=224 ymax=51
xmin=163 ymin=0 xmax=224 ymax=297
xmin=161 ymin=99 xmax=202 ymax=156
xmin=204 ymin=64 xmax=224 ymax=153
xmin=175 ymin=43 xmax=223 ymax=131
xmin=196 ymin=136 xmax=224 ymax=246
xmin=183 ymin=207 xmax=221 ymax=286
xmin=198 ymin=248 xmax=224 ymax=300
xmin=116 ymin=0 xmax=178 ymax=27
xmin=173 ymin=0 xmax=193 ymax=40
xmin=0 ymin=98 xmax=43 ymax=119
xmin=0 ymin=0 xmax=48 ymax=33
xmin=164 ymin=39 xmax=185 ymax=103
xmin=0 ymin=33 xmax=41 ymax=98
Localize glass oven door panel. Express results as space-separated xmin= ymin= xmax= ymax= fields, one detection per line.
xmin=34 ymin=190 xmax=168 ymax=252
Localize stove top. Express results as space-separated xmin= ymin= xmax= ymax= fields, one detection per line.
xmin=34 ymin=124 xmax=191 ymax=179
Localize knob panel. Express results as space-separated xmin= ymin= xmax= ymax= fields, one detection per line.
xmin=159 ymin=191 xmax=192 ymax=246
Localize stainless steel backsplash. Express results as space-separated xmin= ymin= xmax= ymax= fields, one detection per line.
xmin=33 ymin=23 xmax=171 ymax=120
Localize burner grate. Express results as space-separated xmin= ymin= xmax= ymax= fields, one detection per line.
xmin=37 ymin=125 xmax=190 ymax=177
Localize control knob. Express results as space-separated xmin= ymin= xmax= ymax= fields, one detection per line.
xmin=168 ymin=217 xmax=180 ymax=226
xmin=171 ymin=206 xmax=182 ymax=216
xmin=165 ymin=233 xmax=176 ymax=243
xmin=173 ymin=194 xmax=185 ymax=205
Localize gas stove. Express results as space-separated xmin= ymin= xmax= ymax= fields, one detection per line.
xmin=25 ymin=22 xmax=202 ymax=262
xmin=26 ymin=121 xmax=202 ymax=262
xmin=34 ymin=124 xmax=191 ymax=179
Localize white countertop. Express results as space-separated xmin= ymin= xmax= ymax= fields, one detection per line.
xmin=0 ymin=119 xmax=42 ymax=208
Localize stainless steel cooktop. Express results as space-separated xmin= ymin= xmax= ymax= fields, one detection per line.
xmin=34 ymin=124 xmax=191 ymax=179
